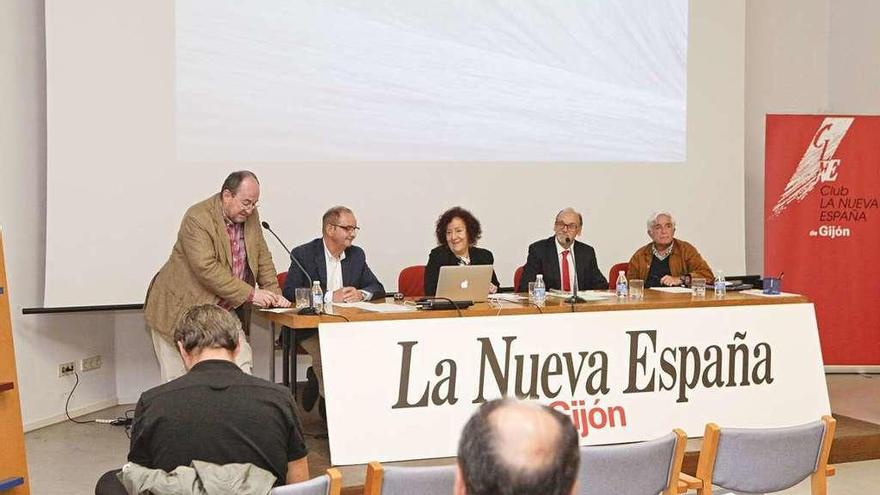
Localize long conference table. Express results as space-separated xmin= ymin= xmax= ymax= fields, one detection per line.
xmin=259 ymin=289 xmax=809 ymax=390
xmin=259 ymin=289 xmax=811 ymax=393
xmin=258 ymin=288 xmax=829 ymax=465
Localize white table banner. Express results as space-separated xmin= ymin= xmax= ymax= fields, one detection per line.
xmin=320 ymin=303 xmax=829 ymax=465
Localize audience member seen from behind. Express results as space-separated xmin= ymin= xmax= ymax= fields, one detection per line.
xmin=127 ymin=304 xmax=308 ymax=486
xmin=455 ymin=399 xmax=580 ymax=495
xmin=626 ymin=211 xmax=714 ymax=288
xmin=516 ymin=207 xmax=608 ymax=293
xmin=424 ymin=206 xmax=500 ymax=296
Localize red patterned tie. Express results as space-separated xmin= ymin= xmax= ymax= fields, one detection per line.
xmin=561 ymin=250 xmax=571 ymax=291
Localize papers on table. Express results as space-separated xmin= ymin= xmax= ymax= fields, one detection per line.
xmin=486 ymin=291 xmax=615 ymax=304
xmin=263 ymin=307 xmax=299 ymax=313
xmin=547 ymin=290 xmax=615 ymax=301
xmin=263 ymin=303 xmax=418 ymax=314
xmin=740 ymin=289 xmax=800 ymax=298
xmin=330 ymin=302 xmax=416 ymax=313
xmin=649 ymin=286 xmax=693 ymax=294
xmin=487 ymin=293 xmax=529 ymax=303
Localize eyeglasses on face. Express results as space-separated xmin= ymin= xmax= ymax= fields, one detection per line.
xmin=332 ymin=224 xmax=360 ymax=234
xmin=554 ymin=221 xmax=579 ymax=231
xmin=234 ymin=195 xmax=258 ymax=211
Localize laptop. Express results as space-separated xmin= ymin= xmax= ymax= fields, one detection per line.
xmin=435 ymin=265 xmax=494 ymax=303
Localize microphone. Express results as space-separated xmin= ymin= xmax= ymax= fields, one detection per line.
xmin=261 ymin=221 xmax=319 ymax=315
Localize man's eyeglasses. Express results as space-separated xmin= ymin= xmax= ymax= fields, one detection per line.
xmin=554 ymin=221 xmax=579 ymax=231
xmin=332 ymin=224 xmax=361 ymax=234
xmin=234 ymin=196 xmax=258 ymax=211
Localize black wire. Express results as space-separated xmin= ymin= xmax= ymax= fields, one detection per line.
xmin=421 ymin=296 xmax=464 ymax=317
xmin=66 ymin=372 xmax=136 ymax=430
xmin=530 ymin=302 xmax=544 ymax=314
xmin=320 ymin=312 xmax=350 ymax=322
xmin=65 ymin=372 xmax=95 ymax=424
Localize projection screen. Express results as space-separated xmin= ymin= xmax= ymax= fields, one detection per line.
xmin=176 ymin=1 xmax=687 ymax=162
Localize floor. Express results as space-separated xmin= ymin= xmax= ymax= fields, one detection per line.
xmin=25 ymin=373 xmax=880 ymax=494
xmin=776 ymin=459 xmax=880 ymax=494
xmin=25 ymin=404 xmax=133 ymax=494
xmin=826 ymin=373 xmax=880 ymax=424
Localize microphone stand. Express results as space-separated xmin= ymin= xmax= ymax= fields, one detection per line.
xmin=564 ymin=239 xmax=585 ymax=304
xmin=261 ymin=221 xmax=318 ymax=315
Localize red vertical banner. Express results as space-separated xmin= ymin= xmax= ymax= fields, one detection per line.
xmin=765 ymin=115 xmax=880 ymax=365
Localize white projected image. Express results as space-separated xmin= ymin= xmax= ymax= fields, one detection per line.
xmin=176 ymin=0 xmax=688 ymax=162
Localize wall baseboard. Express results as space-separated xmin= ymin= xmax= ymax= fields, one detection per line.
xmin=24 ymin=398 xmax=119 ymax=432
xmin=116 ymin=395 xmax=141 ymax=406
xmin=825 ymin=366 xmax=880 ymax=374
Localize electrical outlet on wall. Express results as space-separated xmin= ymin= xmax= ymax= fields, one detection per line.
xmin=58 ymin=361 xmax=76 ymax=377
xmin=80 ymin=355 xmax=102 ymax=372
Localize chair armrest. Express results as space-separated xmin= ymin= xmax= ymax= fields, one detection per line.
xmin=677 ymin=473 xmax=703 ymax=493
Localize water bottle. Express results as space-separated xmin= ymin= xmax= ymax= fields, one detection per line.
xmin=311 ymin=281 xmax=324 ymax=312
xmin=616 ymin=271 xmax=628 ymax=298
xmin=533 ymin=274 xmax=546 ymax=306
xmin=714 ymin=270 xmax=726 ymax=297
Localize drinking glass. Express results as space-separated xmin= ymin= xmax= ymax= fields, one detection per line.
xmin=294 ymin=288 xmax=311 ymax=308
xmin=629 ymin=279 xmax=644 ymax=300
xmin=763 ymin=277 xmax=782 ymax=295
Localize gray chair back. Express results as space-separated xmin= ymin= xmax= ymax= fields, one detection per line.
xmin=712 ymin=420 xmax=825 ymax=493
xmin=577 ymin=432 xmax=678 ymax=495
xmin=380 ymin=465 xmax=456 ymax=495
xmin=270 ymin=474 xmax=329 ymax=495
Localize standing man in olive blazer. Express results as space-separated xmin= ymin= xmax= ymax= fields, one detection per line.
xmin=145 ymin=171 xmax=290 ymax=382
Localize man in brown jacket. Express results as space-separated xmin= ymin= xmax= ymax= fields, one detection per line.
xmin=626 ymin=211 xmax=714 ymax=288
xmin=145 ymin=171 xmax=290 ymax=382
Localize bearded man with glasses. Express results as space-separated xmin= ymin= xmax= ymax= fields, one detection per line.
xmin=282 ymin=205 xmax=385 ymax=420
xmin=516 ymin=207 xmax=607 ymax=293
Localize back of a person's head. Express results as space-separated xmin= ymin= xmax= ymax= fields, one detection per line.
xmin=457 ymin=398 xmax=580 ymax=495
xmin=173 ymin=304 xmax=241 ymax=354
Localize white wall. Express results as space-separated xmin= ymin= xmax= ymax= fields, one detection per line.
xmin=112 ymin=313 xmax=159 ymax=405
xmin=828 ymin=0 xmax=880 ymax=112
xmin=744 ymin=0 xmax=880 ymax=274
xmin=0 ymin=1 xmax=122 ymax=429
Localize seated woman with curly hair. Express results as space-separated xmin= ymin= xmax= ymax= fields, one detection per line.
xmin=424 ymin=206 xmax=500 ymax=296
